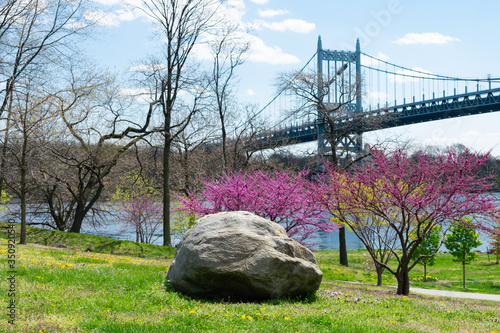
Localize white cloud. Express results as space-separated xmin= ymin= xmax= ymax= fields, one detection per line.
xmin=377 ymin=52 xmax=390 ymax=61
xmin=84 ymin=8 xmax=143 ymax=27
xmin=226 ymin=0 xmax=246 ymax=10
xmin=191 ymin=29 xmax=300 ymax=65
xmin=258 ymin=9 xmax=290 ymax=18
xmin=422 ymin=130 xmax=500 ymax=150
xmin=129 ymin=63 xmax=168 ymax=73
xmin=254 ymin=19 xmax=315 ymax=34
xmin=247 ymin=89 xmax=256 ymax=96
xmin=84 ymin=10 xmax=119 ymax=27
xmin=218 ymin=0 xmax=246 ymax=24
xmin=393 ymin=32 xmax=460 ymax=45
xmin=249 ymin=0 xmax=269 ymax=4
xmin=91 ymin=0 xmax=123 ymax=5
xmin=191 ymin=42 xmax=213 ymax=61
xmin=247 ymin=36 xmax=300 ymax=64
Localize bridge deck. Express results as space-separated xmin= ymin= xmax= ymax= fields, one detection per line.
xmin=260 ymin=88 xmax=500 ymax=146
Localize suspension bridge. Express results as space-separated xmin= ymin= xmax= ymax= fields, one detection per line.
xmin=256 ymin=36 xmax=500 ymax=159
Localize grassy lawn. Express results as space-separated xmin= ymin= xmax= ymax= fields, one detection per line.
xmin=1 ymin=222 xmax=499 ymax=332
xmin=317 ymin=249 xmax=500 ymax=295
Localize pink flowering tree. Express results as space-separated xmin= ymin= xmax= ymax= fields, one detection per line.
xmin=178 ymin=169 xmax=338 ymax=245
xmin=113 ymin=172 xmax=163 ymax=244
xmin=117 ymin=197 xmax=163 ymax=244
xmin=315 ymin=147 xmax=499 ymax=295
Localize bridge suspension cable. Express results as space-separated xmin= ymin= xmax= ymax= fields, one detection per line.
xmin=253 ymin=43 xmax=500 ymax=152
xmin=361 ymin=52 xmax=500 ymax=82
xmin=256 ymin=52 xmax=317 ymax=119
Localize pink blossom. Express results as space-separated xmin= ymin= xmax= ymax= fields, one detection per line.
xmin=178 ymin=169 xmax=338 ymax=245
xmin=314 ymin=147 xmax=499 ymax=295
xmin=117 ymin=197 xmax=163 ymax=244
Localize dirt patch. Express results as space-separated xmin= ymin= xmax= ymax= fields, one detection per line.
xmin=22 ymin=243 xmax=72 ymax=251
xmin=435 ymin=280 xmax=453 ymax=286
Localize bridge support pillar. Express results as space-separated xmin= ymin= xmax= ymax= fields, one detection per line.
xmin=316 ymin=37 xmax=364 ymax=170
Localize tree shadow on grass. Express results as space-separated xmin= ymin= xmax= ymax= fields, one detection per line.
xmin=23 ymin=226 xmax=141 ymax=256
xmin=28 ymin=228 xmax=68 ymax=246
xmin=164 ymin=280 xmax=318 ymax=305
xmin=480 ymin=262 xmax=500 ymax=266
xmin=94 ymin=239 xmax=150 ymax=257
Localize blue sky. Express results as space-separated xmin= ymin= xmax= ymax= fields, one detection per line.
xmin=86 ymin=0 xmax=500 ymax=156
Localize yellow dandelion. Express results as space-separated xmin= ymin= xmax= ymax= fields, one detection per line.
xmin=241 ymin=315 xmax=246 ymax=319
xmin=189 ymin=310 xmax=195 ymax=314
xmin=247 ymin=316 xmax=253 ymax=321
xmin=284 ymin=316 xmax=290 ymax=321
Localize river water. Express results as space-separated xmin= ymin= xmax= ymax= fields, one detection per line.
xmin=82 ymin=219 xmax=368 ymax=251
xmin=81 ymin=214 xmax=493 ymax=253
xmin=3 ymin=200 xmax=496 ymax=252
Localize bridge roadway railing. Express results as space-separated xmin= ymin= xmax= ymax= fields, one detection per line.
xmin=378 ymin=87 xmax=500 ymax=127
xmin=258 ymin=88 xmax=500 ymax=147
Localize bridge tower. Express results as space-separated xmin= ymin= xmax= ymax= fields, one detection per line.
xmin=316 ymin=36 xmax=363 ymax=165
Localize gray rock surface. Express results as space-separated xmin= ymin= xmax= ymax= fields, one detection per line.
xmin=166 ymin=211 xmax=322 ymax=300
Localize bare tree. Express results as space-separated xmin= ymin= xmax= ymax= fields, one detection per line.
xmin=276 ymin=68 xmax=359 ymax=267
xmin=0 ymin=0 xmax=92 ymax=197
xmin=0 ymin=0 xmax=91 ymax=119
xmin=136 ymin=0 xmax=222 ymax=246
xmin=208 ymin=25 xmax=249 ymax=170
xmin=276 ymin=69 xmax=368 ymax=167
xmin=1 ymin=76 xmax=58 ymax=244
xmin=276 ymin=59 xmax=394 ymax=266
xmin=171 ymin=110 xmax=218 ymax=196
xmin=0 ymin=0 xmax=29 ymax=43
xmin=38 ymin=63 xmax=156 ymax=233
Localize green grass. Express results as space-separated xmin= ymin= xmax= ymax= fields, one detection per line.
xmin=1 ymin=223 xmax=499 ymax=332
xmin=317 ymin=248 xmax=500 ymax=295
xmin=0 ymin=221 xmax=176 ymax=259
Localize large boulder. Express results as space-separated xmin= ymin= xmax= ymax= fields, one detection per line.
xmin=166 ymin=211 xmax=322 ymax=300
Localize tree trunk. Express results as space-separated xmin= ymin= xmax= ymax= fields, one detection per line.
xmin=220 ymin=112 xmax=227 ymax=170
xmin=20 ymin=164 xmax=27 ymax=245
xmin=376 ymin=264 xmax=384 ymax=286
xmin=45 ymin=188 xmax=70 ymax=231
xmin=0 ymin=91 xmax=13 ymax=197
xmin=163 ymin=138 xmax=172 ymax=247
xmin=396 ymin=268 xmax=410 ymax=295
xmin=339 ymin=226 xmax=348 ymax=266
xmin=69 ymin=175 xmax=104 ymax=233
xmin=69 ymin=204 xmax=86 ymax=233
xmin=462 ymin=260 xmax=466 ymax=289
